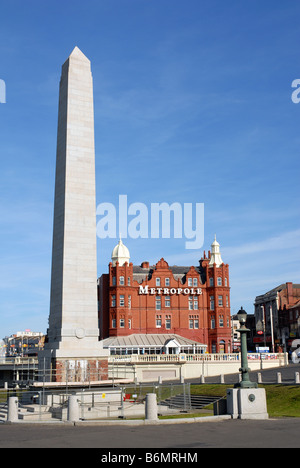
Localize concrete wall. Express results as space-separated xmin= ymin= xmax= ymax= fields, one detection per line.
xmin=109 ymin=353 xmax=288 ymax=383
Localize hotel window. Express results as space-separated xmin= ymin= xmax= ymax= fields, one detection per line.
xmin=193 ymin=278 xmax=198 ymax=287
xmin=189 ymin=297 xmax=193 ymax=310
xmin=128 ymin=277 xmax=131 ymax=286
xmin=194 ymin=298 xmax=198 ymax=310
xmin=128 ymin=295 xmax=131 ymax=309
xmin=112 ymin=318 xmax=116 ymax=328
xmin=111 ymin=295 xmax=116 ymax=307
xmin=226 ymin=295 xmax=229 ymax=307
xmin=218 ymin=295 xmax=223 ymax=307
xmin=217 ymin=277 xmax=222 ymax=286
xmin=112 ymin=276 xmax=116 ymax=286
xmin=210 ymin=296 xmax=215 ymax=310
xmin=156 ymin=277 xmax=161 ymax=287
xmin=165 ymin=316 xmax=171 ymax=329
xmin=165 ymin=278 xmax=170 ymax=286
xmin=209 ymin=278 xmax=214 ymax=287
xmin=119 ymin=276 xmax=125 ymax=285
xmin=156 ymin=297 xmax=161 ymax=310
xmin=188 ymin=278 xmax=193 ymax=287
xmin=120 ymin=295 xmax=125 ymax=307
xmin=225 ymin=277 xmax=228 ymax=287
xmin=189 ymin=316 xmax=199 ymax=329
xmin=219 ymin=315 xmax=224 ymax=327
xmin=120 ymin=318 xmax=125 ymax=328
xmin=156 ymin=316 xmax=162 ymax=328
xmin=165 ymin=296 xmax=171 ymax=307
xmin=211 ymin=316 xmax=215 ymax=329
xmin=128 ymin=319 xmax=132 ymax=329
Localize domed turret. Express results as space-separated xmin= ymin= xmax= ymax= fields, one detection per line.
xmin=111 ymin=238 xmax=130 ymax=266
xmin=209 ymin=235 xmax=223 ymax=267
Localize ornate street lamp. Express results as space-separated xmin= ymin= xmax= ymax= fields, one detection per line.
xmin=234 ymin=307 xmax=258 ymax=389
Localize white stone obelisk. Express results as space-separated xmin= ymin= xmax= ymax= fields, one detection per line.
xmin=40 ymin=47 xmax=108 ymax=380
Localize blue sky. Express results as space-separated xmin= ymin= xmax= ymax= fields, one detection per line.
xmin=0 ymin=0 xmax=299 ymax=338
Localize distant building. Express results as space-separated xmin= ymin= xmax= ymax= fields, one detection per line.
xmin=3 ymin=331 xmax=44 ymax=357
xmin=231 ymin=315 xmax=240 ymax=352
xmin=254 ymin=283 xmax=300 ymax=352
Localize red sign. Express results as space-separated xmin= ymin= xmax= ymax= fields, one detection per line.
xmin=257 ymin=331 xmax=263 ymax=335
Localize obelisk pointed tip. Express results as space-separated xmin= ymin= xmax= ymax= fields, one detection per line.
xmin=69 ymin=46 xmax=90 ymax=63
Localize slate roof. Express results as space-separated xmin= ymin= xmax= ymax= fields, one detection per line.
xmin=132 ymin=265 xmax=205 ymax=285
xmin=101 ymin=333 xmax=206 ymax=349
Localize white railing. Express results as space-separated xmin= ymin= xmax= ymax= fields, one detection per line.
xmin=0 ymin=357 xmax=38 ymax=366
xmin=0 ymin=353 xmax=285 ymax=367
xmin=109 ymin=353 xmax=285 ymax=364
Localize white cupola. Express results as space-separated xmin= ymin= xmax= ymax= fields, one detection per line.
xmin=111 ymin=238 xmax=130 ymax=266
xmin=209 ymin=235 xmax=223 ymax=267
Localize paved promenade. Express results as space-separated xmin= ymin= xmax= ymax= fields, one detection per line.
xmin=189 ymin=362 xmax=300 ymax=385
xmin=0 ymin=417 xmax=299 ymax=448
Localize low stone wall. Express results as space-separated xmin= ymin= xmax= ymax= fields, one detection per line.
xmin=109 ymin=353 xmax=288 ymax=383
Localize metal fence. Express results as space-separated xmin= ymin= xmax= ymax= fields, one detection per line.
xmin=0 ymin=382 xmax=192 ymax=423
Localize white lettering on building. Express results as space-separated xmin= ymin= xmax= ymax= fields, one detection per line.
xmin=138 ymin=286 xmax=202 ymax=295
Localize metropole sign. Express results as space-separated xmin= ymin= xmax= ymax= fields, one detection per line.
xmin=139 ymin=286 xmax=203 ymax=296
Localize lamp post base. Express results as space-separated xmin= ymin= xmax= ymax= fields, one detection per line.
xmin=234 ymin=380 xmax=258 ymax=389
xmin=227 ymin=388 xmax=269 ymax=420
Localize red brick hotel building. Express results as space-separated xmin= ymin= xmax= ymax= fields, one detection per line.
xmin=98 ymin=236 xmax=231 ymax=354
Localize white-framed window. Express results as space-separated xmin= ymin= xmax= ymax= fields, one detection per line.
xmin=120 ymin=295 xmax=125 ymax=307
xmin=156 ymin=316 xmax=162 ymax=328
xmin=128 ymin=277 xmax=131 ymax=286
xmin=225 ymin=277 xmax=228 ymax=287
xmin=194 ymin=298 xmax=198 ymax=310
xmin=156 ymin=277 xmax=161 ymax=287
xmin=119 ymin=276 xmax=125 ymax=285
xmin=209 ymin=278 xmax=214 ymax=287
xmin=219 ymin=315 xmax=224 ymax=327
xmin=111 ymin=295 xmax=116 ymax=307
xmin=193 ymin=278 xmax=198 ymax=287
xmin=188 ymin=278 xmax=193 ymax=287
xmin=128 ymin=319 xmax=132 ymax=329
xmin=189 ymin=296 xmax=193 ymax=310
xmin=211 ymin=316 xmax=215 ymax=329
xmin=156 ymin=297 xmax=161 ymax=310
xmin=165 ymin=316 xmax=171 ymax=329
xmin=210 ymin=296 xmax=215 ymax=310
xmin=120 ymin=318 xmax=125 ymax=328
xmin=165 ymin=296 xmax=171 ymax=307
xmin=128 ymin=295 xmax=131 ymax=309
xmin=112 ymin=318 xmax=116 ymax=328
xmin=217 ymin=277 xmax=222 ymax=286
xmin=189 ymin=316 xmax=199 ymax=329
xmin=165 ymin=278 xmax=170 ymax=286
xmin=218 ymin=295 xmax=223 ymax=307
